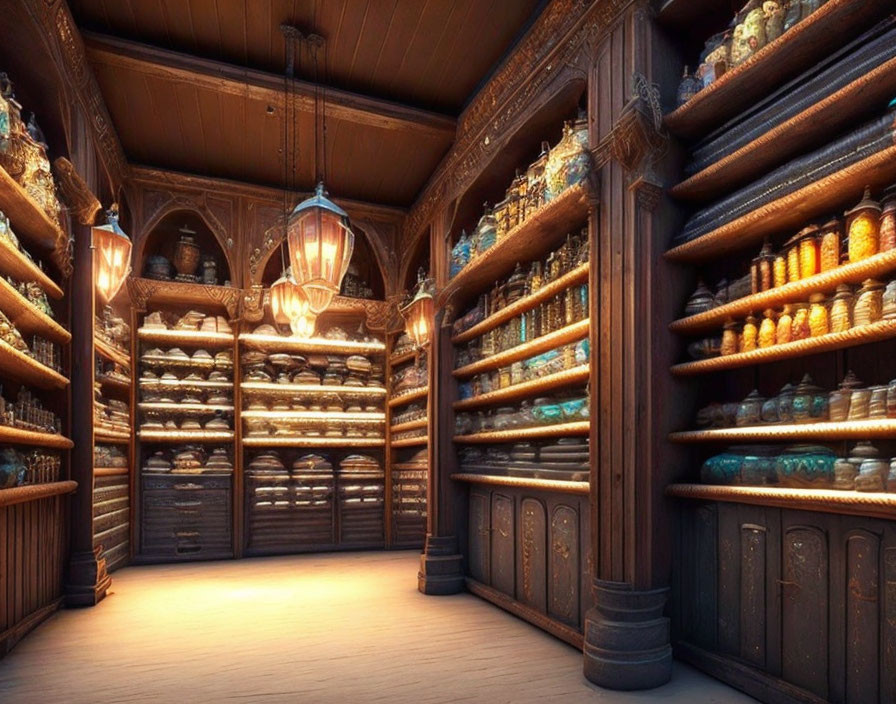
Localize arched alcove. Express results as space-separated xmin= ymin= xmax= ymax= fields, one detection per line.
xmin=401 ymin=227 xmax=431 ymax=292
xmin=137 ymin=209 xmax=233 ymax=286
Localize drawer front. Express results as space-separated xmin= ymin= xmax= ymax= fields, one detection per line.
xmin=143 ymin=475 xmax=232 ymax=491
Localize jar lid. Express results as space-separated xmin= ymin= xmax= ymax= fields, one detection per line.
xmin=820 ymin=218 xmax=842 ymax=233
xmin=845 ymin=186 xmax=881 ymax=217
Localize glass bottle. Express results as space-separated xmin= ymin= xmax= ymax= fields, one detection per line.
xmin=808 ymin=293 xmax=829 ymax=337
xmin=758 ymin=309 xmax=777 ymax=348
xmin=880 ymin=187 xmax=896 ymax=252
xmin=776 ymin=304 xmax=794 ymax=345
xmin=818 ymin=219 xmax=842 ymax=272
xmin=720 ymin=319 xmax=739 ymax=356
xmin=740 ymin=315 xmax=758 ymax=352
xmin=757 ymin=240 xmax=774 ymax=291
xmin=846 ymin=186 xmax=881 ymax=263
xmin=791 ymin=303 xmax=811 ymax=340
xmin=785 ymin=235 xmax=801 ymax=283
xmin=798 ymin=225 xmax=820 ymax=279
xmin=853 ymin=278 xmax=884 ymax=327
xmin=529 ymin=261 xmax=544 ymax=293
xmin=830 ymin=284 xmax=853 ymax=333
xmin=773 ymin=253 xmax=788 ymax=289
xmin=564 ymin=287 xmax=576 ymax=325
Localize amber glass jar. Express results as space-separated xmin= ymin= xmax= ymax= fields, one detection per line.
xmin=776 ymin=305 xmax=794 ymax=345
xmin=853 ymin=279 xmax=884 ymax=327
xmin=881 ymin=189 xmax=896 ymax=252
xmin=818 ymin=219 xmax=842 ymax=272
xmin=773 ymin=254 xmax=788 ymax=288
xmin=808 ymin=293 xmax=829 ymax=337
xmin=791 ymin=303 xmax=810 ymax=340
xmin=797 ymin=226 xmax=820 ymax=279
xmin=846 ymin=187 xmax=881 ymax=263
xmin=758 ymin=309 xmax=777 ymax=348
xmin=740 ymin=315 xmax=758 ymax=352
xmin=721 ymin=320 xmax=739 ymax=356
xmin=757 ymin=240 xmax=774 ymax=291
xmin=829 ymin=284 xmax=853 ymax=333
xmin=785 ymin=236 xmax=801 ymax=283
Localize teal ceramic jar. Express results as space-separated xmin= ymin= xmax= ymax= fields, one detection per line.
xmin=774 ymin=444 xmax=836 ymax=488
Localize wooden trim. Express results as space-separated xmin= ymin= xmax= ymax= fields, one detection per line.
xmin=0 ymin=481 xmax=77 ymax=508
xmin=241 ymin=410 xmax=385 ymax=422
xmin=139 ymin=378 xmax=231 ymax=390
xmin=452 ymin=263 xmax=590 ymax=345
xmin=0 ymin=162 xmax=66 ymax=252
xmin=666 ymin=483 xmax=896 ymax=521
xmin=451 ymin=473 xmax=589 ymax=494
xmin=0 ymin=598 xmax=64 ymax=658
xmin=453 ymin=365 xmax=589 ymax=411
xmin=671 ymin=319 xmax=896 ymax=376
xmin=83 ymin=32 xmax=457 ymax=139
xmin=454 ymin=421 xmax=590 ymax=444
xmin=388 ymin=349 xmax=416 ymax=366
xmin=388 ymin=386 xmax=429 ymax=408
xmin=137 ymin=328 xmax=234 ymax=348
xmin=669 ymin=249 xmax=896 ymax=336
xmin=0 ymin=237 xmax=63 ymax=300
xmin=670 ymin=418 xmax=896 ymax=443
xmin=94 ymin=467 xmax=129 ymax=478
xmin=94 ymin=336 xmax=131 ymax=371
xmin=137 ymin=430 xmax=234 ymax=442
xmin=0 ymin=338 xmax=69 ymax=389
xmin=137 ymin=403 xmax=234 ymax=413
xmin=94 ymin=429 xmax=131 ymax=444
xmin=0 ymin=275 xmax=70 ymax=343
xmin=241 ymin=382 xmax=387 ymax=397
xmin=241 ymin=437 xmax=385 ymax=448
xmin=453 ymin=319 xmax=590 ymax=378
xmin=465 ymin=578 xmax=584 ymax=649
xmin=389 ymin=418 xmax=428 ymax=434
xmin=391 ymin=437 xmax=428 ymax=448
xmin=0 ymin=426 xmax=73 ymax=449
xmin=239 ymin=332 xmax=386 ymax=356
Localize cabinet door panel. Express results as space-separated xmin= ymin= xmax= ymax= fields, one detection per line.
xmin=549 ymin=503 xmax=580 ymax=626
xmin=491 ymin=494 xmax=515 ymax=597
xmin=468 ymin=489 xmax=490 ymax=584
xmin=519 ymin=498 xmax=547 ymax=612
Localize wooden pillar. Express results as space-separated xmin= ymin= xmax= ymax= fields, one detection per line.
xmin=65 ymin=222 xmax=111 ymax=606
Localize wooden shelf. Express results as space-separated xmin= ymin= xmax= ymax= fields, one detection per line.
xmin=389 ymin=348 xmax=416 ymax=366
xmin=392 ymin=462 xmax=428 ymax=471
xmin=454 ymin=421 xmax=590 ymax=444
xmin=0 ymin=275 xmax=69 ymax=343
xmin=0 ymin=338 xmax=68 ymax=389
xmin=666 ymin=483 xmax=896 ymax=521
xmin=453 ymin=365 xmax=589 ymax=411
xmin=240 ymin=382 xmax=387 ymax=397
xmin=663 ymin=0 xmax=892 ymax=139
xmin=127 ymin=277 xmax=240 ymax=312
xmin=452 ymin=472 xmax=589 ymax=495
xmin=95 ymin=429 xmax=131 ymax=444
xmin=388 ymin=386 xmax=428 ymax=408
xmin=671 ymin=56 xmax=896 ymax=201
xmin=390 ymin=418 xmax=427 ymax=434
xmin=671 ymin=319 xmax=896 ymax=376
xmin=94 ymin=467 xmax=128 ymax=478
xmin=239 ymin=332 xmax=386 ymax=355
xmin=0 ymin=426 xmax=72 ymax=449
xmin=391 ymin=437 xmax=428 ymax=448
xmin=241 ymin=410 xmax=385 ymax=422
xmin=138 ymin=402 xmax=234 ymax=413
xmin=0 ymin=236 xmax=62 ymax=300
xmin=97 ymin=374 xmax=131 ymax=393
xmin=453 ymin=318 xmax=589 ymax=379
xmin=137 ymin=328 xmax=234 ymax=348
xmin=0 ymin=480 xmax=77 ymax=509
xmin=139 ymin=378 xmax=231 ymax=390
xmin=670 ymin=249 xmax=896 ymax=336
xmin=94 ymin=336 xmax=131 ymax=371
xmin=439 ymin=183 xmax=591 ymax=309
xmin=139 ymin=355 xmax=228 ymax=372
xmin=671 ymin=419 xmax=896 ymax=443
xmin=242 ymin=436 xmax=385 ymax=448
xmin=138 ymin=430 xmax=234 ymax=443
xmin=665 ymin=144 xmax=896 ymax=263
xmin=452 ymin=263 xmax=590 ymax=345
xmin=0 ymin=166 xmax=64 ymax=253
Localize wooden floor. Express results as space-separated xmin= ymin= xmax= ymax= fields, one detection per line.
xmin=0 ymin=551 xmax=754 ymax=703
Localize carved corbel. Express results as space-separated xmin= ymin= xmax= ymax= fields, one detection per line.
xmin=54 ymin=157 xmax=102 ymax=226
xmin=241 ymin=284 xmax=265 ymax=323
xmin=126 ymin=276 xmax=154 ymax=312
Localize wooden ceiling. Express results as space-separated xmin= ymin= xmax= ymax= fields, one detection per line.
xmin=69 ymin=0 xmax=545 ymax=207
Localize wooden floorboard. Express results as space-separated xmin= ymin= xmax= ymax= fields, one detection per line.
xmin=0 ymin=551 xmax=754 ymax=703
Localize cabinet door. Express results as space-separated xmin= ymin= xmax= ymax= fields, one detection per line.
xmin=468 ymin=489 xmax=490 ymax=584
xmin=548 ymin=502 xmax=580 ymax=626
xmin=519 ymin=497 xmax=547 ymax=612
xmin=490 ymin=493 xmax=515 ymax=597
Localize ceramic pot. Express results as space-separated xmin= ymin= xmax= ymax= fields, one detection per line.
xmin=145 ymin=255 xmax=172 ymax=280
xmin=736 ymin=389 xmax=765 ymax=427
xmin=173 ymin=234 xmax=201 ymax=277
xmin=774 ymin=444 xmax=836 ymax=488
xmin=829 ymin=371 xmax=862 ymax=422
xmin=854 ymin=442 xmax=888 ymax=492
xmin=201 ymin=257 xmax=217 ymax=286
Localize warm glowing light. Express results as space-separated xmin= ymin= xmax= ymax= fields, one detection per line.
xmin=287 ymin=183 xmax=354 ymax=315
xmin=289 ymin=310 xmax=318 ymax=338
xmin=92 ymin=206 xmax=132 ymax=304
xmin=400 ymin=269 xmax=435 ymax=348
xmin=269 ymin=270 xmax=310 ymax=325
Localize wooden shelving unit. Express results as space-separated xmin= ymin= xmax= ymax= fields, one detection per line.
xmin=0 ymin=338 xmax=68 ymax=390
xmin=388 ymin=348 xmax=416 ymax=366
xmin=670 ymin=418 xmax=896 ymax=443
xmin=671 ymin=320 xmax=896 ymax=375
xmin=439 ymin=183 xmax=591 ymax=309
xmin=93 ymin=467 xmax=129 ymax=478
xmin=137 ymin=402 xmax=234 ymax=414
xmin=670 ymin=249 xmax=896 ymax=335
xmin=137 ymin=328 xmax=234 ymax=347
xmin=453 ymin=365 xmax=589 ymax=411
xmin=391 ymin=437 xmax=427 ymax=448
xmin=241 ymin=410 xmax=385 ymax=422
xmin=387 ymin=386 xmax=428 ymax=408
xmin=94 ymin=429 xmax=131 ymax=444
xmin=663 ymin=0 xmax=892 ymax=139
xmin=239 ymin=332 xmax=386 ymax=355
xmin=0 ymin=426 xmax=73 ymax=449
xmin=94 ymin=336 xmax=131 ymax=371
xmin=0 ymin=480 xmax=77 ymax=509
xmin=240 ymin=382 xmax=387 ymax=397
xmin=452 ymin=263 xmax=589 ymax=345
xmin=97 ymin=374 xmax=131 ymax=393
xmin=453 ymin=319 xmax=589 ymax=378
xmin=0 ymin=167 xmax=65 ymax=252
xmin=452 ymin=472 xmax=589 ymax=495
xmin=137 ymin=429 xmax=234 ymax=443
xmin=454 ymin=421 xmax=590 ymax=444
xmin=139 ymin=378 xmax=231 ymax=391
xmin=389 ymin=418 xmax=427 ymax=434
xmin=665 ymin=144 xmax=896 ymax=263
xmin=0 ymin=275 xmax=69 ymax=343
xmin=0 ymin=237 xmax=63 ymax=300
xmin=242 ymin=436 xmax=385 ymax=448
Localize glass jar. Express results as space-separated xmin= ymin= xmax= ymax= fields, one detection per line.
xmin=721 ymin=320 xmax=739 ymax=356
xmin=808 ymin=293 xmax=829 ymax=337
xmin=791 ymin=303 xmax=810 ymax=340
xmin=776 ymin=305 xmax=793 ymax=345
xmin=498 ymin=367 xmax=512 ymax=389
xmin=758 ymin=309 xmax=777 ymax=348
xmin=797 ymin=226 xmax=820 ymax=279
xmin=853 ymin=278 xmax=884 ymax=327
xmin=818 ymin=219 xmax=842 ymax=272
xmin=829 ymin=371 xmax=861 ymax=422
xmin=528 ymin=261 xmax=544 ymax=293
xmin=758 ymin=240 xmax=774 ymax=291
xmin=829 ymin=284 xmax=853 ymax=333
xmin=848 ymin=387 xmax=872 ymax=420
xmin=773 ymin=253 xmax=788 ymax=288
xmin=880 ymin=188 xmax=896 ymax=252
xmin=887 ymin=378 xmax=896 ymax=418
xmin=846 ymin=186 xmax=881 ymax=263
xmin=883 ymin=279 xmax=896 ymax=320
xmin=740 ymin=315 xmax=758 ymax=352
xmin=785 ymin=235 xmax=801 ymax=283
xmin=869 ymin=385 xmax=889 ymax=418
xmin=736 ymin=389 xmax=765 ymax=427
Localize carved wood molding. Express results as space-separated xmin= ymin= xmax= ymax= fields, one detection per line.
xmin=126 ymin=277 xmax=242 ymax=319
xmin=53 ymin=157 xmax=101 ymax=226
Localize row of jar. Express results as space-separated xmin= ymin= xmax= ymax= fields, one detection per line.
xmin=0 ymin=448 xmax=61 ymax=489
xmin=0 ymin=309 xmax=61 ymax=371
xmin=143 ymin=445 xmax=234 ymax=473
xmin=696 ymin=372 xmax=896 ymax=428
xmin=3 ymin=271 xmax=54 ymax=320
xmin=449 ymin=114 xmax=590 ymax=279
xmin=677 ymin=0 xmax=828 ymax=107
xmin=702 ymin=441 xmax=896 ymax=493
xmin=455 ymin=287 xmax=589 ymax=367
xmin=691 ymin=277 xmax=896 ymax=359
xmin=458 ymin=339 xmax=589 ymax=401
xmin=455 ymin=395 xmax=589 ymax=435
xmin=0 ymin=387 xmax=61 ymax=434
xmin=452 ymin=232 xmax=589 ymax=338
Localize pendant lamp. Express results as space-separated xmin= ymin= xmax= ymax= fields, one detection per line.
xmin=92 ymin=205 xmax=132 ymax=305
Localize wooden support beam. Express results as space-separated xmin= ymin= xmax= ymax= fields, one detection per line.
xmin=81 ymin=32 xmax=457 ymax=140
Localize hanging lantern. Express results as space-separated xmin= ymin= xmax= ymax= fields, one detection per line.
xmin=269 ymin=269 xmax=309 ymax=325
xmin=91 ymin=205 xmax=132 ymax=305
xmin=399 ymin=269 xmax=435 ymax=348
xmin=287 ymin=182 xmax=354 ymax=314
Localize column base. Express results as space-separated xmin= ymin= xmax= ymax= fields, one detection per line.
xmin=583 ymin=580 xmax=672 ymax=690
xmin=417 ymin=534 xmax=464 ymax=595
xmin=65 ymin=546 xmax=111 ymax=607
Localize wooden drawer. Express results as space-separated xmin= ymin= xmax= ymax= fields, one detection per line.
xmin=142 ymin=474 xmax=232 ymax=491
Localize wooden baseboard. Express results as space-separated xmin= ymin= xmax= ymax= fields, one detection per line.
xmin=674 ymin=641 xmax=829 ymax=704
xmin=0 ymin=598 xmax=64 ymax=658
xmin=465 ymin=577 xmax=583 ymax=649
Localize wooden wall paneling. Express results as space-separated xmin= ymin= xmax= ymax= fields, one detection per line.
xmin=468 ymin=489 xmax=490 ymax=585
xmin=549 ymin=502 xmax=581 ymax=627
xmin=491 ymin=494 xmax=515 ymax=597
xmin=842 ymin=527 xmax=880 ymax=703
xmin=519 ymin=497 xmax=548 ymax=612
xmin=883 ymin=537 xmax=896 ymax=704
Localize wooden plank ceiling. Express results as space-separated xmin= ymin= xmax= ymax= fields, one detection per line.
xmin=69 ymin=0 xmax=544 ymax=207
